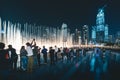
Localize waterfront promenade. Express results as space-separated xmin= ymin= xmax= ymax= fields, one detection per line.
xmin=0 ymin=49 xmax=120 ymax=80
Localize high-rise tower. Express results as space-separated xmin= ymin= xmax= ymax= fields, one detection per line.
xmin=96 ymin=9 xmax=105 ymax=43
xmin=93 ymin=6 xmax=108 ymax=43
xmin=82 ymin=25 xmax=89 ymax=45
xmin=92 ymin=26 xmax=96 ymax=43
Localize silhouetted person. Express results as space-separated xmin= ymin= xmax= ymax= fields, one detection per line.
xmin=20 ymin=46 xmax=28 ymax=71
xmin=49 ymin=47 xmax=55 ymax=64
xmin=41 ymin=46 xmax=48 ymax=64
xmin=65 ymin=47 xmax=69 ymax=60
xmin=0 ymin=42 xmax=10 ymax=80
xmin=60 ymin=47 xmax=64 ymax=61
xmin=54 ymin=45 xmax=58 ymax=62
xmin=7 ymin=45 xmax=18 ymax=71
xmin=34 ymin=46 xmax=41 ymax=66
xmin=0 ymin=42 xmax=10 ymax=69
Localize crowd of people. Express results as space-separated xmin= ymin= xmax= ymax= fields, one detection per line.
xmin=0 ymin=43 xmax=18 ymax=71
xmin=0 ymin=38 xmax=117 ymax=74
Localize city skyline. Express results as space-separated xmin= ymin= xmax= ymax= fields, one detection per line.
xmin=0 ymin=0 xmax=120 ymax=34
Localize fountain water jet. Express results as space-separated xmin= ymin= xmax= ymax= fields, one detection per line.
xmin=0 ymin=18 xmax=73 ymax=54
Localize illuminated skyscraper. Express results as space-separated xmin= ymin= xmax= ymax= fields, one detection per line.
xmin=104 ymin=25 xmax=108 ymax=41
xmin=73 ymin=29 xmax=79 ymax=45
xmin=116 ymin=31 xmax=120 ymax=39
xmin=96 ymin=8 xmax=105 ymax=42
xmin=82 ymin=25 xmax=89 ymax=44
xmin=96 ymin=9 xmax=105 ymax=31
xmin=92 ymin=26 xmax=96 ymax=42
xmin=115 ymin=31 xmax=120 ymax=45
xmin=92 ymin=6 xmax=108 ymax=43
xmin=108 ymin=35 xmax=114 ymax=43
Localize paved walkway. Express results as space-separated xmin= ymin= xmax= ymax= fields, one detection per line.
xmin=0 ymin=50 xmax=120 ymax=80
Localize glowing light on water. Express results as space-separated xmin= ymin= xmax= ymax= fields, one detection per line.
xmin=90 ymin=56 xmax=95 ymax=72
xmin=0 ymin=18 xmax=73 ymax=54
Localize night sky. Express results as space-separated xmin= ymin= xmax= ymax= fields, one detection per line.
xmin=0 ymin=0 xmax=120 ymax=34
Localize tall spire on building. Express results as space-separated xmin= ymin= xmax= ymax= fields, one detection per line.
xmin=102 ymin=4 xmax=107 ymax=10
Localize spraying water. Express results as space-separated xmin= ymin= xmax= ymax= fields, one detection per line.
xmin=0 ymin=18 xmax=73 ymax=54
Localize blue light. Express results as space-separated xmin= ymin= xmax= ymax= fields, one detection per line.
xmin=0 ymin=30 xmax=5 ymax=33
